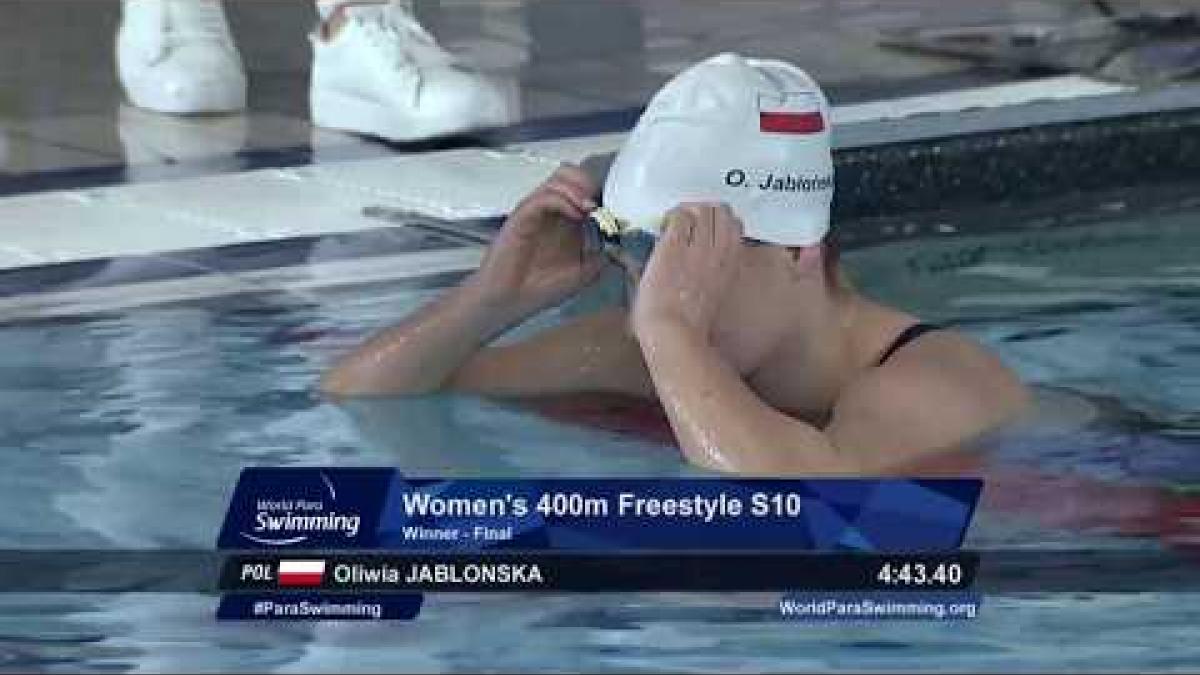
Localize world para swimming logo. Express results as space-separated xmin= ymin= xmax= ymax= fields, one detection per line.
xmin=227 ymin=470 xmax=364 ymax=547
xmin=242 ymin=471 xmax=360 ymax=545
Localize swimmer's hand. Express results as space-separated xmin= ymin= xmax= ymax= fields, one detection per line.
xmin=631 ymin=203 xmax=742 ymax=338
xmin=470 ymin=164 xmax=606 ymax=316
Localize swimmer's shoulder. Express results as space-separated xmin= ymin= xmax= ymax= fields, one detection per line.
xmin=830 ymin=327 xmax=1031 ymax=455
xmin=877 ymin=327 xmax=1030 ymax=416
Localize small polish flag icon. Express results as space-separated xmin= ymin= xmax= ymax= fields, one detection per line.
xmin=278 ymin=560 xmax=326 ymax=588
xmin=758 ymin=92 xmax=825 ymax=134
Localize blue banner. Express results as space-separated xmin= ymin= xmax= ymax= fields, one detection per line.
xmin=217 ymin=593 xmax=423 ymax=621
xmin=217 ymin=469 xmax=980 ymax=553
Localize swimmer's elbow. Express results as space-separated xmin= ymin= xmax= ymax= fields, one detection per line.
xmin=319 ymin=358 xmax=456 ymax=399
xmin=317 ymin=359 xmax=392 ymax=400
xmin=317 ymin=366 xmax=356 ymax=400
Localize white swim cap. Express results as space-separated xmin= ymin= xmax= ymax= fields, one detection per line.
xmin=603 ymin=53 xmax=834 ymax=247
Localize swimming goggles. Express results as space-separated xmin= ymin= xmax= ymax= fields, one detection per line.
xmin=583 ymin=206 xmax=772 ymax=270
xmin=583 ymin=207 xmax=657 ymax=270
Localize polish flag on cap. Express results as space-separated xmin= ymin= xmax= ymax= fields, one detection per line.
xmin=278 ymin=560 xmax=326 ymax=588
xmin=758 ymin=92 xmax=825 ymax=134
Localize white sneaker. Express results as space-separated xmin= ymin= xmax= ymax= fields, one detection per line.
xmin=309 ymin=3 xmax=519 ymax=142
xmin=116 ymin=0 xmax=247 ymax=114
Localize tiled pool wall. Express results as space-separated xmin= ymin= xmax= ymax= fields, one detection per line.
xmin=822 ymin=106 xmax=1200 ymax=259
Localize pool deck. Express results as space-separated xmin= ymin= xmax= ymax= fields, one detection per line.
xmin=2 ymin=0 xmax=1199 ymax=317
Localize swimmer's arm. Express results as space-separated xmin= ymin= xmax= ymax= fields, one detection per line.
xmin=320 ymin=276 xmax=519 ymax=397
xmin=323 ymin=163 xmax=615 ymax=398
xmin=635 ymin=320 xmax=848 ymax=475
xmin=636 ymin=322 xmax=1030 ymax=476
xmin=446 ymin=308 xmax=655 ymax=398
xmin=321 ymin=281 xmax=652 ymax=398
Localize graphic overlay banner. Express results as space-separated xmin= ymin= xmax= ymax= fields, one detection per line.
xmin=217 ymin=593 xmax=422 ymax=621
xmin=216 ymin=469 xmax=983 ymax=621
xmin=0 ymin=549 xmax=1190 ymax=594
xmin=220 ymin=552 xmax=978 ymax=592
xmin=779 ymin=591 xmax=983 ymax=622
xmin=217 ymin=470 xmax=981 ymax=552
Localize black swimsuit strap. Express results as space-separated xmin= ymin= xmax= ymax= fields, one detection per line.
xmin=876 ymin=323 xmax=942 ymax=367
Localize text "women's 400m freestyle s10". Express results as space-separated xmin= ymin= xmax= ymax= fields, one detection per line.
xmin=400 ymin=491 xmax=806 ymax=523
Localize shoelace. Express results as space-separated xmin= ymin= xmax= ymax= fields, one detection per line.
xmin=164 ymin=0 xmax=234 ymax=46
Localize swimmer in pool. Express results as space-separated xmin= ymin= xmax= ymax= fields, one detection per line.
xmin=321 ymin=53 xmax=1031 ymax=475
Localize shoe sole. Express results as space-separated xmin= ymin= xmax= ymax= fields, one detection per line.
xmin=311 ymin=89 xmax=499 ymax=142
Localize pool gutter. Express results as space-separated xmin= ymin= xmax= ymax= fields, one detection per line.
xmin=833 ymin=77 xmax=1200 ymax=149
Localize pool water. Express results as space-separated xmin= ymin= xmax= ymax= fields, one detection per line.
xmin=0 ymin=210 xmax=1197 ymax=672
